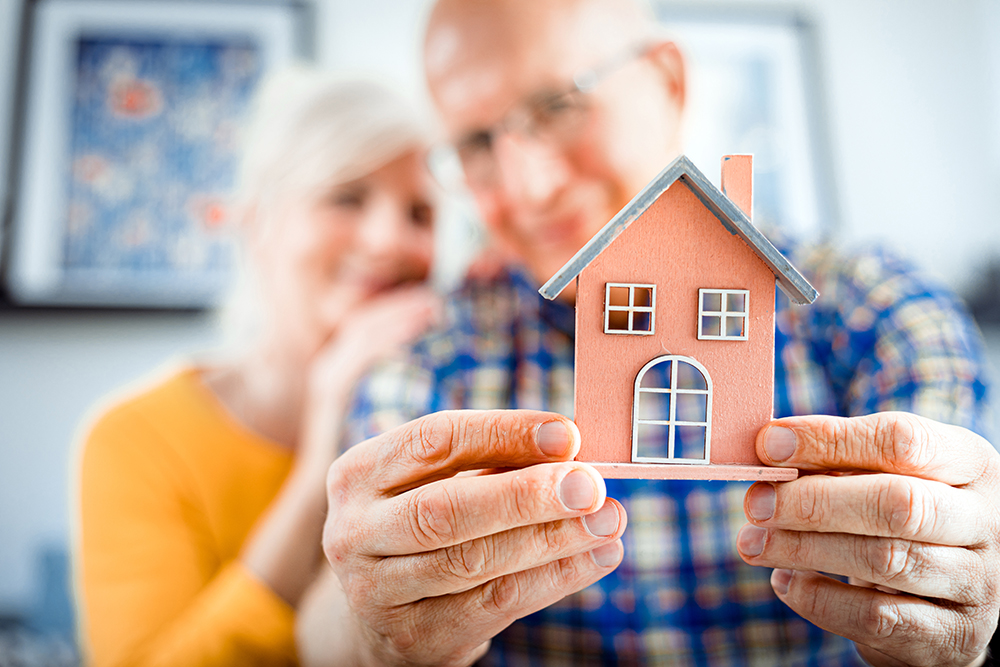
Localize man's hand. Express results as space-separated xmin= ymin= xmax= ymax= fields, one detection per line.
xmin=322 ymin=410 xmax=627 ymax=667
xmin=736 ymin=412 xmax=1000 ymax=667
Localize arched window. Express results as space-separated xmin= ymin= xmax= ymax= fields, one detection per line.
xmin=632 ymin=355 xmax=712 ymax=464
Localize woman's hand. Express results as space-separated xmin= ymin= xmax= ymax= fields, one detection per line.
xmin=308 ymin=284 xmax=440 ymax=404
xmin=297 ymin=284 xmax=440 ymax=474
xmin=242 ymin=284 xmax=439 ymax=607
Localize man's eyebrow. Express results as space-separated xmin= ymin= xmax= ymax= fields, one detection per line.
xmin=452 ymin=83 xmax=578 ymax=145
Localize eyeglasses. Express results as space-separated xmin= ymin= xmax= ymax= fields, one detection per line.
xmin=447 ymin=44 xmax=655 ymax=188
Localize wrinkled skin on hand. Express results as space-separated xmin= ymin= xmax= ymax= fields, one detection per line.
xmin=738 ymin=412 xmax=1000 ymax=667
xmin=323 ymin=409 xmax=627 ymax=667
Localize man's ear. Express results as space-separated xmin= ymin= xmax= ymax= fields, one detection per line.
xmin=645 ymin=40 xmax=686 ymax=113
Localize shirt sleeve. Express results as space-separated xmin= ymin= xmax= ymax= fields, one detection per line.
xmin=76 ymin=404 xmax=297 ymax=667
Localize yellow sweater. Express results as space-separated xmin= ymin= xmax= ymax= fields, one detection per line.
xmin=75 ymin=367 xmax=298 ymax=666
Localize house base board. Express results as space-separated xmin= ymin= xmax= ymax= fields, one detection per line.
xmin=586 ymin=462 xmax=798 ymax=481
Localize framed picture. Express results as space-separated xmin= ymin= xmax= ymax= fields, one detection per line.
xmin=6 ymin=0 xmax=307 ymax=307
xmin=652 ymin=3 xmax=839 ymax=240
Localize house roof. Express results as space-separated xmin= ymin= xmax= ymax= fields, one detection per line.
xmin=538 ymin=155 xmax=819 ymax=305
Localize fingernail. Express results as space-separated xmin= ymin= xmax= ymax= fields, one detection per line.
xmin=746 ymin=483 xmax=776 ymax=521
xmin=737 ymin=524 xmax=767 ymax=557
xmin=590 ymin=541 xmax=621 ymax=567
xmin=537 ymin=421 xmax=573 ymax=457
xmin=560 ymin=469 xmax=598 ymax=510
xmin=771 ymin=568 xmax=793 ymax=595
xmin=764 ymin=427 xmax=797 ymax=462
xmin=584 ymin=502 xmax=620 ymax=536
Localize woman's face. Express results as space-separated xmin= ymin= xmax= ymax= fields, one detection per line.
xmin=253 ymin=149 xmax=435 ymax=354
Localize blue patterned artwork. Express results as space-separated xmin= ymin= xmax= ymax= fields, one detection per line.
xmin=63 ymin=36 xmax=261 ymax=279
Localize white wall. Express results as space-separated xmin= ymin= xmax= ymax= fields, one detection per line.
xmin=803 ymin=0 xmax=1000 ymax=292
xmin=981 ymin=0 xmax=1000 ymax=184
xmin=0 ymin=0 xmax=20 ymax=240
xmin=0 ymin=312 xmax=218 ymax=613
xmin=1 ymin=0 xmax=999 ymax=620
xmin=313 ymin=0 xmax=429 ymax=102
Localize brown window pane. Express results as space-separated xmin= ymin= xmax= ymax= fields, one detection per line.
xmin=607 ymin=309 xmax=629 ymax=331
xmin=608 ymin=286 xmax=630 ymax=306
xmin=633 ymin=287 xmax=653 ymax=307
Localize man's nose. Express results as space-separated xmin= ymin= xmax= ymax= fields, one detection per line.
xmin=493 ymin=132 xmax=572 ymax=209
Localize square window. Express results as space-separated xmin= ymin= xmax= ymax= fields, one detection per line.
xmin=698 ymin=289 xmax=749 ymax=341
xmin=605 ymin=283 xmax=656 ymax=336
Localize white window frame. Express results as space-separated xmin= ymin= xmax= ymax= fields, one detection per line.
xmin=604 ymin=282 xmax=656 ymax=335
xmin=698 ymin=288 xmax=750 ymax=341
xmin=631 ymin=355 xmax=712 ymax=464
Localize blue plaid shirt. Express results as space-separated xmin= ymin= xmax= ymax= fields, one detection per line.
xmin=346 ymin=239 xmax=991 ymax=666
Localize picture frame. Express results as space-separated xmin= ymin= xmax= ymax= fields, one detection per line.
xmin=5 ymin=0 xmax=307 ymax=307
xmin=652 ymin=3 xmax=839 ymax=240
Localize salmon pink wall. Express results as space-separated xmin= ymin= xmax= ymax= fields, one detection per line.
xmin=574 ymin=181 xmax=776 ymax=466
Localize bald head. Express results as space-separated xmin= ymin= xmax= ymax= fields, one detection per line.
xmin=422 ymin=0 xmax=685 ymax=291
xmin=425 ymin=0 xmax=658 ymax=113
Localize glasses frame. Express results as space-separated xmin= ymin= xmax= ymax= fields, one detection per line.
xmin=445 ymin=42 xmax=657 ymax=187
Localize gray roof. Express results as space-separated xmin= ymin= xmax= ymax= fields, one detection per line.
xmin=537 ymin=155 xmax=819 ymax=305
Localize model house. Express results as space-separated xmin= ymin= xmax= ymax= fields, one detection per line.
xmin=539 ymin=155 xmax=818 ymax=480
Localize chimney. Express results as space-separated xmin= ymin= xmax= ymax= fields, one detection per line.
xmin=721 ymin=154 xmax=752 ymax=219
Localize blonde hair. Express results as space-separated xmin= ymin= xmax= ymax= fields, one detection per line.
xmin=217 ymin=65 xmax=430 ymax=353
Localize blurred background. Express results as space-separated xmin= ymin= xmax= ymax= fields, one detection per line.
xmin=0 ymin=0 xmax=998 ymax=662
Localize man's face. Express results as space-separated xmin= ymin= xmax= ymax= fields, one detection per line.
xmin=425 ymin=0 xmax=685 ymax=295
